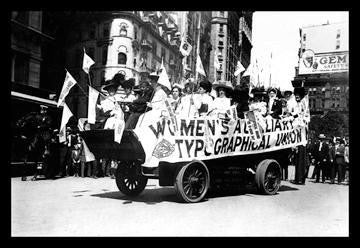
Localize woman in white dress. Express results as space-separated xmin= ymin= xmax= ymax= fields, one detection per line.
xmin=212 ymin=81 xmax=233 ymax=115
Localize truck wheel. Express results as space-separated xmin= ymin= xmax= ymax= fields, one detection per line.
xmin=115 ymin=161 xmax=148 ymax=196
xmin=255 ymin=159 xmax=281 ymax=195
xmin=175 ymin=161 xmax=210 ymax=203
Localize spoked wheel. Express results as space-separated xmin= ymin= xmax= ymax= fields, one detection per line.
xmin=115 ymin=161 xmax=148 ymax=196
xmin=255 ymin=159 xmax=281 ymax=195
xmin=175 ymin=161 xmax=210 ymax=203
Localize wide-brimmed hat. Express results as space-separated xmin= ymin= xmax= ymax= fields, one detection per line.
xmin=111 ymin=72 xmax=126 ymax=86
xmin=102 ymin=79 xmax=120 ymax=92
xmin=122 ymin=78 xmax=135 ymax=89
xmin=149 ymin=72 xmax=159 ymax=80
xmin=294 ymin=87 xmax=306 ymax=98
xmin=199 ymin=80 xmax=212 ymax=93
xmin=213 ymin=81 xmax=234 ymax=91
xmin=251 ymin=87 xmax=267 ymax=95
xmin=40 ymin=104 xmax=48 ymax=110
xmin=172 ymin=83 xmax=184 ymax=90
xmin=267 ymin=87 xmax=278 ymax=94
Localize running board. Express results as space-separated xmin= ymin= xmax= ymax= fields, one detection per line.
xmin=141 ymin=167 xmax=159 ymax=179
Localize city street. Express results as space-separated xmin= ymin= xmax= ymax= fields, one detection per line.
xmin=11 ymin=167 xmax=349 ymax=237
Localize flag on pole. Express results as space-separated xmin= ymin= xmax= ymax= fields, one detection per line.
xmin=82 ymin=48 xmax=95 ymax=74
xmin=88 ymin=86 xmax=99 ymax=124
xmin=234 ymin=61 xmax=245 ymax=77
xmin=196 ymin=54 xmax=206 ymax=76
xmin=157 ymin=59 xmax=172 ymax=91
xmin=82 ymin=139 xmax=96 ymax=162
xmin=243 ymin=63 xmax=253 ymax=77
xmin=59 ymin=103 xmax=73 ymax=143
xmin=114 ymin=107 xmax=125 ymax=144
xmin=179 ymin=36 xmax=192 ymax=57
xmin=57 ymin=70 xmax=77 ymax=107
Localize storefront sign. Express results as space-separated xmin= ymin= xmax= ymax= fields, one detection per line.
xmin=298 ymin=50 xmax=348 ymax=74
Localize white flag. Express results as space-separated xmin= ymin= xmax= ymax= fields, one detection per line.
xmin=114 ymin=105 xmax=125 ymax=144
xmin=88 ymin=86 xmax=99 ymax=124
xmin=82 ymin=48 xmax=95 ymax=74
xmin=234 ymin=61 xmax=245 ymax=77
xmin=214 ymin=55 xmax=221 ymax=70
xmin=179 ymin=36 xmax=192 ymax=57
xmin=57 ymin=70 xmax=77 ymax=107
xmin=82 ymin=139 xmax=95 ymax=162
xmin=59 ymin=103 xmax=73 ymax=143
xmin=196 ymin=54 xmax=206 ymax=76
xmin=243 ymin=63 xmax=253 ymax=77
xmin=157 ymin=60 xmax=172 ymax=91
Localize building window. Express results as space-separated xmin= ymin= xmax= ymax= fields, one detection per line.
xmin=89 ymin=25 xmax=96 ymax=39
xmin=336 ymin=40 xmax=340 ymax=50
xmin=133 ymin=58 xmax=137 ymax=68
xmin=303 ymin=33 xmax=306 ymax=41
xmin=322 ymin=99 xmax=325 ymax=108
xmin=219 ymin=24 xmax=224 ymax=33
xmin=219 ymin=11 xmax=224 ymax=17
xmin=336 ymin=29 xmax=341 ymax=39
xmin=134 ymin=27 xmax=138 ymax=40
xmin=120 ymin=25 xmax=127 ymax=36
xmin=103 ymin=23 xmax=110 ymax=38
xmin=102 ymin=46 xmax=108 ymax=65
xmin=118 ymin=53 xmax=127 ymax=65
xmin=14 ymin=11 xmax=29 ymax=25
xmin=29 ymin=11 xmax=41 ymax=30
xmin=14 ymin=53 xmax=29 ymax=83
xmin=152 ymin=41 xmax=157 ymax=56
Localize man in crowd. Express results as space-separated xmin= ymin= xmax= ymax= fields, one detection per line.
xmin=313 ymin=134 xmax=330 ymax=183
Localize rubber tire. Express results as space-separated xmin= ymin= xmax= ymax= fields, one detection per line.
xmin=175 ymin=161 xmax=210 ymax=203
xmin=115 ymin=162 xmax=148 ymax=196
xmin=255 ymin=159 xmax=281 ymax=195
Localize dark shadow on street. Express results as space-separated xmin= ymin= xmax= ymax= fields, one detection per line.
xmin=278 ymin=185 xmax=299 ymax=192
xmin=90 ymin=187 xmax=181 ymax=204
xmin=90 ymin=185 xmax=261 ymax=204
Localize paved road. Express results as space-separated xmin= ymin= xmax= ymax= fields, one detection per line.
xmin=11 ymin=174 xmax=348 ymax=237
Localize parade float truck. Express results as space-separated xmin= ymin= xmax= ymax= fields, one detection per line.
xmin=81 ymin=111 xmax=308 ymax=203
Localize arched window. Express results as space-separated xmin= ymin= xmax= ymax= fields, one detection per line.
xmin=118 ymin=52 xmax=127 ymax=65
xmin=119 ymin=23 xmax=128 ymax=36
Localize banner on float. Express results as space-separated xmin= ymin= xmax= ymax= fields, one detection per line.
xmin=134 ymin=112 xmax=308 ymax=166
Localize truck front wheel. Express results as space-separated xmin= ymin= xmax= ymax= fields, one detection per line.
xmin=115 ymin=161 xmax=148 ymax=196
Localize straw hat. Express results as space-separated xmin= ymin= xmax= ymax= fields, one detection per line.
xmin=213 ymin=81 xmax=234 ymax=91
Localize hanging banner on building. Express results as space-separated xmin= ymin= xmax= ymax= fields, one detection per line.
xmin=134 ymin=112 xmax=308 ymax=166
xmin=298 ymin=50 xmax=348 ymax=75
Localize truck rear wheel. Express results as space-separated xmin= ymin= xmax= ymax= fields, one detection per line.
xmin=175 ymin=161 xmax=210 ymax=203
xmin=115 ymin=161 xmax=148 ymax=196
xmin=255 ymin=159 xmax=281 ymax=195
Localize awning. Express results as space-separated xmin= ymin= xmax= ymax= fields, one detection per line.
xmin=11 ymin=91 xmax=60 ymax=107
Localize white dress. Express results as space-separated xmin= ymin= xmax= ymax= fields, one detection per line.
xmin=212 ymin=97 xmax=231 ymax=113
